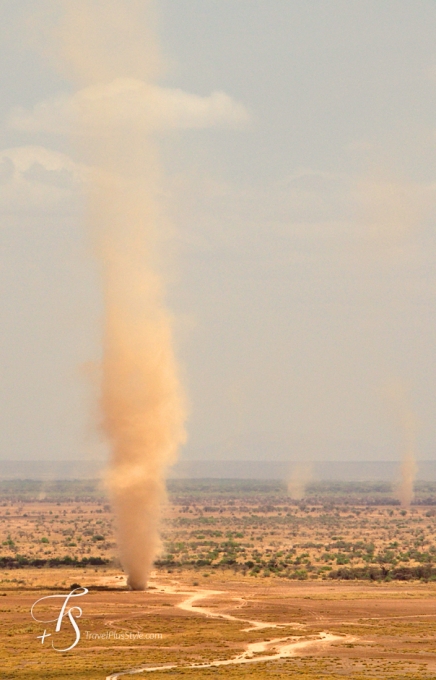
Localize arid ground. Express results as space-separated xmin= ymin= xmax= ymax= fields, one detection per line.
xmin=1 ymin=480 xmax=436 ymax=678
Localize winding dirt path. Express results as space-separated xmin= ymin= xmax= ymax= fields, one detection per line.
xmin=105 ymin=582 xmax=354 ymax=679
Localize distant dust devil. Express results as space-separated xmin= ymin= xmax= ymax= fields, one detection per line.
xmin=397 ymin=409 xmax=417 ymax=509
xmin=388 ymin=383 xmax=417 ymax=509
xmin=53 ymin=1 xmax=187 ymax=589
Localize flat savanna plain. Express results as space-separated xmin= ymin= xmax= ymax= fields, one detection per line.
xmin=2 ymin=480 xmax=436 ymax=679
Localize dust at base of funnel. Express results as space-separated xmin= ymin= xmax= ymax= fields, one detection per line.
xmin=127 ymin=577 xmax=146 ymax=591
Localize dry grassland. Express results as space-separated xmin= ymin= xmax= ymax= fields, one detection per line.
xmin=1 ymin=480 xmax=436 ymax=678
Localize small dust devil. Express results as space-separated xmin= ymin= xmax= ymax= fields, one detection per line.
xmin=387 ymin=382 xmax=418 ymax=509
xmin=397 ymin=409 xmax=418 ymax=509
xmin=52 ymin=1 xmax=187 ymax=589
xmin=287 ymin=463 xmax=313 ymax=501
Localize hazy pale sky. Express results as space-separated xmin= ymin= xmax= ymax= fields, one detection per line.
xmin=2 ymin=0 xmax=436 ymax=463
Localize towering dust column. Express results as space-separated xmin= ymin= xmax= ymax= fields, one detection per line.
xmin=56 ymin=1 xmax=186 ymax=589
xmin=98 ymin=173 xmax=186 ymax=591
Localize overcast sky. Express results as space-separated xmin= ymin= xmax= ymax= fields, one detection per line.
xmin=2 ymin=0 xmax=436 ymax=464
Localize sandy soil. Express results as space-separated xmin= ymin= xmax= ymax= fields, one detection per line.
xmin=103 ymin=577 xmax=355 ymax=678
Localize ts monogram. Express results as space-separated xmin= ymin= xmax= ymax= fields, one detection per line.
xmin=31 ymin=587 xmax=88 ymax=652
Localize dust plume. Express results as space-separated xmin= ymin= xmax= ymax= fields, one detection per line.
xmin=287 ymin=463 xmax=313 ymax=501
xmin=396 ymin=409 xmax=418 ymax=509
xmin=385 ymin=383 xmax=418 ymax=509
xmin=51 ymin=1 xmax=187 ymax=590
